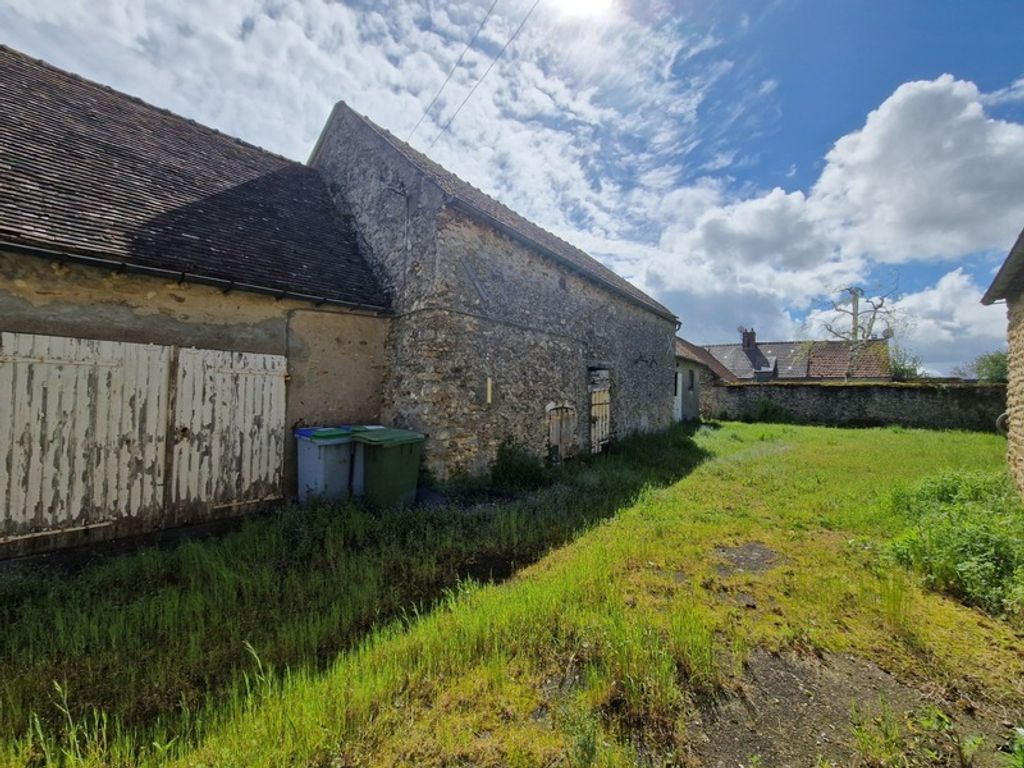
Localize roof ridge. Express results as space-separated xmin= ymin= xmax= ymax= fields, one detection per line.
xmin=706 ymin=339 xmax=887 ymax=347
xmin=0 ymin=44 xmax=299 ymax=166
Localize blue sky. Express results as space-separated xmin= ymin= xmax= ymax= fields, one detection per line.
xmin=3 ymin=0 xmax=1023 ymax=372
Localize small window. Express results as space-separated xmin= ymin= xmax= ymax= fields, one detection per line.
xmin=688 ymin=369 xmax=695 ymax=391
xmin=559 ymin=276 xmax=567 ymax=290
xmin=673 ymin=372 xmax=679 ymax=396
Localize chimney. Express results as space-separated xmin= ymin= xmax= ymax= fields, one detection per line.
xmin=741 ymin=328 xmax=757 ymax=349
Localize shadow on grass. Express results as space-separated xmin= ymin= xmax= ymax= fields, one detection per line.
xmin=0 ymin=423 xmax=710 ymax=756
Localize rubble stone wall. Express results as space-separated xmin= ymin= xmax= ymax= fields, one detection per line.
xmin=1005 ymin=297 xmax=1024 ymax=491
xmin=708 ymin=381 xmax=1006 ymax=433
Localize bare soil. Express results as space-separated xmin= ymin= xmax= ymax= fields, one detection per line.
xmin=689 ymin=649 xmax=1012 ymax=767
xmin=715 ymin=542 xmax=786 ymax=576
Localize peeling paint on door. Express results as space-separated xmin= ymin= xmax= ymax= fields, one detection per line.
xmin=0 ymin=332 xmax=286 ymax=542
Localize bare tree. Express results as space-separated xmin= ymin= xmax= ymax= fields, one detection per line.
xmin=816 ymin=286 xmax=903 ymax=379
xmin=820 ymin=286 xmax=898 ymax=343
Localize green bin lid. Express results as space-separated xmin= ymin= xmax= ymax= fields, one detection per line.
xmin=353 ymin=427 xmax=425 ymax=446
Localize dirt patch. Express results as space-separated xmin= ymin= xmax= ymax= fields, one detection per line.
xmin=715 ymin=542 xmax=784 ymax=576
xmin=689 ymin=649 xmax=1013 ymax=767
xmin=691 ymin=650 xmax=922 ymax=767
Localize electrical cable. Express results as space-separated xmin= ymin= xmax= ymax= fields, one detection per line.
xmin=427 ymin=0 xmax=541 ymax=150
xmin=406 ymin=0 xmax=501 ymax=143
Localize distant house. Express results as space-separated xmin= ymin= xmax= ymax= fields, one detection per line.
xmin=981 ymin=227 xmax=1024 ymax=493
xmin=674 ymin=337 xmax=736 ymax=420
xmin=706 ymin=328 xmax=891 ymax=382
xmin=0 ymin=46 xmax=676 ymax=553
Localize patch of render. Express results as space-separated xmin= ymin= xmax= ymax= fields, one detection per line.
xmin=0 ymin=252 xmax=289 ymax=353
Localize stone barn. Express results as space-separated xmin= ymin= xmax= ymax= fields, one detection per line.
xmin=0 ymin=47 xmax=677 ymax=553
xmin=982 ymin=226 xmax=1024 ymax=493
xmin=310 ymin=103 xmax=678 ymax=477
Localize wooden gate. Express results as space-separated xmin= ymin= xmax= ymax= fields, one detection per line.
xmin=0 ymin=332 xmax=286 ymax=542
xmin=589 ymin=369 xmax=611 ymax=454
xmin=546 ymin=402 xmax=577 ymax=463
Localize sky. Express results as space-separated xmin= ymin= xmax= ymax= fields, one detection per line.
xmin=3 ymin=0 xmax=1023 ymax=373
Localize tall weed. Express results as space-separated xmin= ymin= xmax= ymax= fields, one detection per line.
xmin=886 ymin=471 xmax=1024 ymax=625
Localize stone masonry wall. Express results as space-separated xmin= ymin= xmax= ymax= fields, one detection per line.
xmin=708 ymin=381 xmax=1006 ymax=432
xmin=1006 ymin=296 xmax=1024 ymax=491
xmin=311 ymin=113 xmax=676 ymax=477
xmin=394 ymin=211 xmax=674 ymax=477
xmin=697 ymin=368 xmax=718 ymax=419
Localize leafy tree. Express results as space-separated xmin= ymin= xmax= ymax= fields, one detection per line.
xmin=890 ymin=344 xmax=924 ymax=380
xmin=951 ymin=350 xmax=1008 ymax=382
xmin=976 ymin=350 xmax=1009 ymax=382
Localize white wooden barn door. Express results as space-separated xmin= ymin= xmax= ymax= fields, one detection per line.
xmin=170 ymin=348 xmax=287 ymax=508
xmin=0 ymin=332 xmax=171 ymax=536
xmin=0 ymin=332 xmax=286 ymax=541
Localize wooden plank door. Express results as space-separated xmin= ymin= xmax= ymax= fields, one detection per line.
xmin=589 ymin=369 xmax=611 ymax=454
xmin=170 ymin=348 xmax=287 ymax=509
xmin=0 ymin=331 xmax=170 ymax=538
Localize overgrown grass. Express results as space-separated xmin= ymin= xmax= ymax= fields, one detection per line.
xmin=0 ymin=426 xmax=706 ymax=765
xmin=886 ymin=470 xmax=1024 ymax=626
xmin=3 ymin=423 xmax=1022 ymax=767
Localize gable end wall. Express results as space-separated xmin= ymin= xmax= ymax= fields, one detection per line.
xmin=311 ymin=118 xmax=675 ymax=476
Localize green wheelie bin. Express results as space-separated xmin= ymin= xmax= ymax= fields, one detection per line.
xmin=352 ymin=427 xmax=426 ymax=508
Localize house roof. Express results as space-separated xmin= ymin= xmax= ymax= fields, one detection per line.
xmin=806 ymin=340 xmax=891 ymax=378
xmin=981 ymin=227 xmax=1024 ymax=305
xmin=314 ymin=103 xmax=676 ymax=322
xmin=675 ymin=337 xmax=737 ymax=381
xmin=706 ymin=339 xmax=891 ymax=380
xmin=706 ymin=341 xmax=809 ymax=380
xmin=0 ymin=46 xmax=386 ymax=310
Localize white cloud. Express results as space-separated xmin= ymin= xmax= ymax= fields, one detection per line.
xmin=2 ymin=3 xmax=1021 ymax=371
xmin=812 ymin=75 xmax=1024 ymax=262
xmin=890 ymin=269 xmax=1007 ymax=373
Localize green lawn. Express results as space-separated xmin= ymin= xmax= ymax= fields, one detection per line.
xmin=3 ymin=423 xmax=1022 ymax=767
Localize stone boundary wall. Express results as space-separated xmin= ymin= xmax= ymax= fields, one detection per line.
xmin=706 ymin=381 xmax=1007 ymax=432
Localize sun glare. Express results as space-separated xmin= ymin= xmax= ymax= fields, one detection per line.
xmin=553 ymin=0 xmax=615 ymax=19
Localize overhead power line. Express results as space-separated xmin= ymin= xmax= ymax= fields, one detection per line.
xmin=406 ymin=0 xmax=501 ymax=143
xmin=427 ymin=0 xmax=542 ymax=150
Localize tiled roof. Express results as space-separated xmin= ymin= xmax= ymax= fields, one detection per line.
xmin=0 ymin=46 xmax=386 ymax=309
xmin=675 ymin=337 xmax=737 ymax=381
xmin=706 ymin=339 xmax=890 ymax=380
xmin=321 ymin=103 xmax=675 ymax=322
xmin=806 ymin=340 xmax=891 ymax=379
xmin=982 ymin=226 xmax=1024 ymax=304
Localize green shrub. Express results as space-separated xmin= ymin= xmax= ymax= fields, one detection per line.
xmin=887 ymin=471 xmax=1024 ymax=624
xmin=490 ymin=439 xmax=551 ymax=493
